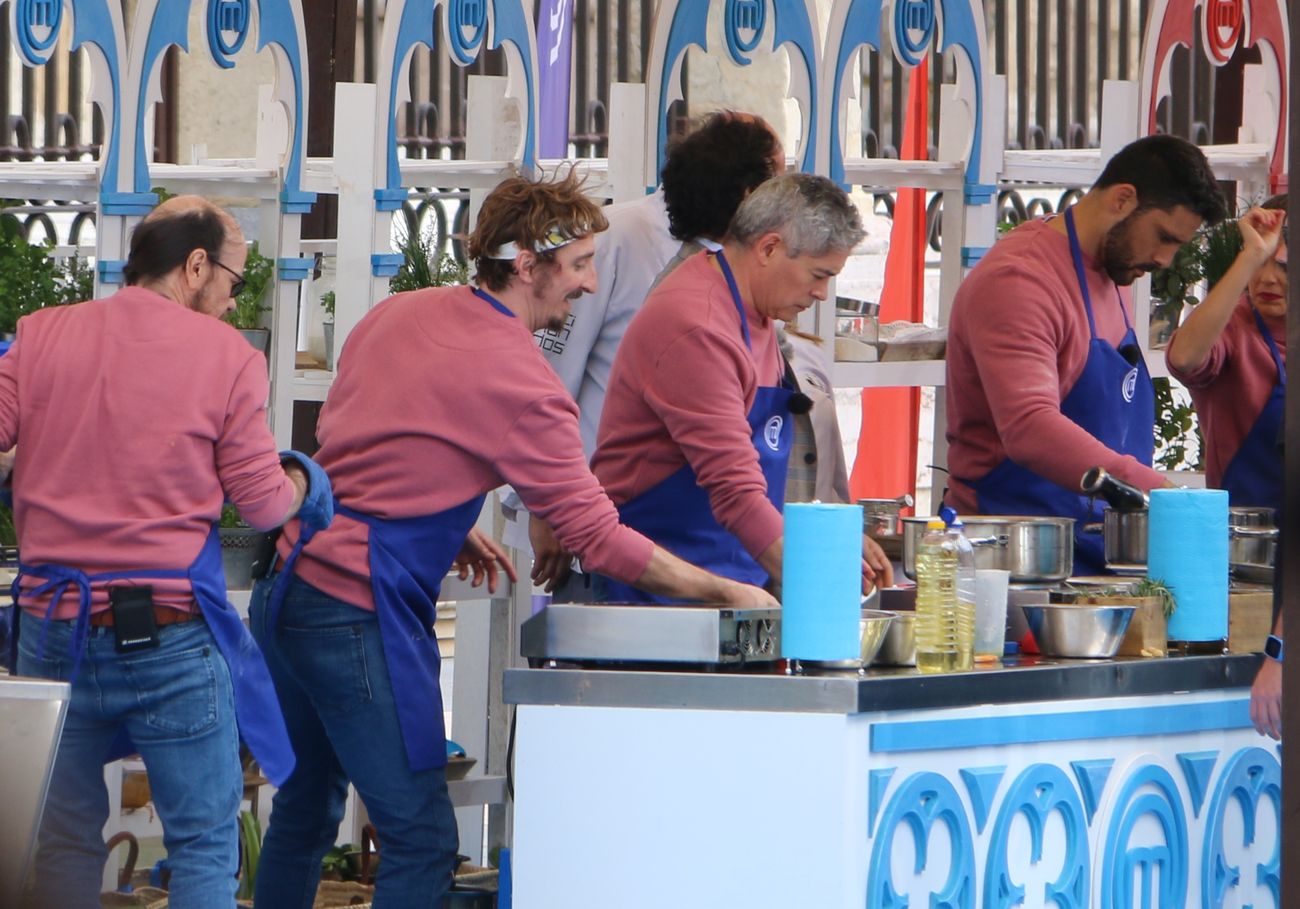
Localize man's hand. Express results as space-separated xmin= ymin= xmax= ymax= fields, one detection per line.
xmin=453 ymin=528 xmax=518 ymax=595
xmin=529 ymin=515 xmax=573 ymax=593
xmin=862 ymin=534 xmax=894 ymax=593
xmin=717 ymin=579 xmax=780 ymax=609
xmin=1250 ymin=656 xmax=1283 ymax=740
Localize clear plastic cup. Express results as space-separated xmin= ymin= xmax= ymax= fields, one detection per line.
xmin=974 ymin=569 xmax=1011 ymax=661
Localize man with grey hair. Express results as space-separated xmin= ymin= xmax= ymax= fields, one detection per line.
xmin=589 ymin=173 xmax=891 ymax=601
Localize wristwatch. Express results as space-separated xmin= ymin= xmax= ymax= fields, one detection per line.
xmin=1264 ymin=634 xmax=1284 ymax=662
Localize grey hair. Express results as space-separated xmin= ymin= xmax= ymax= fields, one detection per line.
xmin=728 ymin=172 xmax=865 ymax=257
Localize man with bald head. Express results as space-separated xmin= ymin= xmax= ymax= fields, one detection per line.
xmin=2 ymin=195 xmax=332 ymax=908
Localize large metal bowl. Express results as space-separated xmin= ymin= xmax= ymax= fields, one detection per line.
xmin=857 ymin=610 xmax=895 ymax=665
xmin=1022 ymin=603 xmax=1136 ymax=659
xmin=872 ymin=611 xmax=917 ymax=666
xmin=902 ymin=515 xmax=1075 ymax=583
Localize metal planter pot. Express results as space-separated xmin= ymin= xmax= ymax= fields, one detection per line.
xmin=901 ymin=515 xmax=1075 ymax=584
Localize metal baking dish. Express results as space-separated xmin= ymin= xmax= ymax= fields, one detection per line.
xmin=901 ymin=515 xmax=1075 ymax=584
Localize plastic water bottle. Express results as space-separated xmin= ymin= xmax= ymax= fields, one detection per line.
xmin=915 ymin=518 xmax=961 ymax=673
xmin=947 ymin=518 xmax=977 ymax=669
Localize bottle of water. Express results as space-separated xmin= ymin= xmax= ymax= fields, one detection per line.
xmin=947 ymin=518 xmax=977 ymax=669
xmin=915 ymin=517 xmax=961 ymax=673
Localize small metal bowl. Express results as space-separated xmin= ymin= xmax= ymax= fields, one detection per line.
xmin=873 ymin=611 xmax=916 ymax=666
xmin=798 ymin=610 xmax=894 ymax=670
xmin=1022 ymin=603 xmax=1137 ymax=659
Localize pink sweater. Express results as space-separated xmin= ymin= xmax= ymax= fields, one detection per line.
xmin=1166 ymin=297 xmax=1285 ymax=488
xmin=945 ymin=218 xmax=1166 ymax=513
xmin=280 ymin=285 xmax=654 ymax=610
xmin=591 ymin=252 xmax=785 ymax=560
xmin=0 ymin=288 xmax=296 ymax=617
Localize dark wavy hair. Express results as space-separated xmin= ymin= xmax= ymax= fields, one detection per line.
xmin=123 ymin=207 xmax=228 ymax=286
xmin=662 ymin=112 xmax=782 ymax=242
xmin=466 ymin=169 xmax=608 ymax=291
xmin=1094 ymin=134 xmax=1229 ymax=225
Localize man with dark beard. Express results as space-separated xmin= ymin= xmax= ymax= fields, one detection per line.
xmin=942 ymin=135 xmax=1228 ymax=573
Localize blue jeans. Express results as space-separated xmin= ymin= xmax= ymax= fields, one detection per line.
xmin=250 ymin=572 xmax=458 ymax=909
xmin=17 ymin=612 xmax=241 ymax=909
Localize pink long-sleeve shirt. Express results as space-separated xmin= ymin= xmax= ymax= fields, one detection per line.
xmin=590 ymin=251 xmax=785 ymax=561
xmin=0 ymin=287 xmax=296 ymax=618
xmin=1166 ymin=296 xmax=1286 ymax=489
xmin=945 ymin=218 xmax=1166 ymax=514
xmin=279 ymin=285 xmax=654 ymax=611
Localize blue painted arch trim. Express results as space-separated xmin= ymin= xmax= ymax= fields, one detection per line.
xmin=70 ymin=0 xmax=124 ymax=194
xmin=826 ymin=0 xmax=985 ymax=189
xmin=655 ymin=0 xmax=818 ymax=180
xmin=1201 ymin=747 xmax=1281 ymax=908
xmin=384 ymin=0 xmax=537 ymax=196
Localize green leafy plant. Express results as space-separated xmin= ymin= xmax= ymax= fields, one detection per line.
xmin=320 ymin=289 xmax=335 ymax=322
xmin=237 ymin=809 xmax=262 ymax=900
xmin=389 ymin=222 xmax=467 ymax=293
xmin=1152 ymin=377 xmax=1201 ymax=471
xmin=1130 ymin=576 xmax=1177 ymax=618
xmin=320 ymin=844 xmax=358 ymax=881
xmin=0 ymin=211 xmax=92 ymax=334
xmin=225 ymin=241 xmax=275 ymax=330
xmin=220 ymin=504 xmax=248 ymax=529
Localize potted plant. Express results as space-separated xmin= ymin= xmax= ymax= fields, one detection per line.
xmin=226 ymin=241 xmax=275 ymax=358
xmin=218 ymin=504 xmax=273 ymax=590
xmin=389 ymin=221 xmax=467 ymax=293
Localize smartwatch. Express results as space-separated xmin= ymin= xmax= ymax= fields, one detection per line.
xmin=1264 ymin=634 xmax=1284 ymax=662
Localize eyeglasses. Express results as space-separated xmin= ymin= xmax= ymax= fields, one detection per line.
xmin=211 ymin=258 xmax=247 ymax=298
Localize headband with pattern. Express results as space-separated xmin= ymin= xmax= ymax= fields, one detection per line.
xmin=486 ymin=228 xmax=578 ymax=260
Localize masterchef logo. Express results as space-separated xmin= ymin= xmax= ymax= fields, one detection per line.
xmin=1122 ymin=367 xmax=1139 ymax=403
xmin=764 ymin=415 xmax=784 ymax=451
xmin=1202 ymin=0 xmax=1245 ymax=65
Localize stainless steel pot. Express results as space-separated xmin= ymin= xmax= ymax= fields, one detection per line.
xmin=901 ymin=515 xmax=1075 ymax=584
xmin=1228 ymin=506 xmax=1277 ymax=582
xmin=858 ymin=494 xmax=914 ymax=538
xmin=1089 ymin=507 xmax=1147 ymax=571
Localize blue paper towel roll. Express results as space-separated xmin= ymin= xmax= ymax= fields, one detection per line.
xmin=1148 ymin=488 xmax=1229 ymax=642
xmin=781 ymin=503 xmax=863 ymax=660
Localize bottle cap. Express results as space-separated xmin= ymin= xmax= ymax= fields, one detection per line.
xmin=926 ymin=518 xmax=945 ymax=530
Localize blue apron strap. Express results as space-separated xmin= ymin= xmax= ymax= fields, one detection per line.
xmin=1064 ymin=208 xmax=1100 ymax=339
xmin=1253 ymin=307 xmax=1287 ymax=387
xmin=471 ymin=287 xmax=518 ymax=318
xmin=713 ymin=250 xmax=753 ymax=352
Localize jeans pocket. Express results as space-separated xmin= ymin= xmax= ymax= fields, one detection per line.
xmin=122 ymin=644 xmax=221 ymax=737
xmin=280 ymin=622 xmax=373 ymax=715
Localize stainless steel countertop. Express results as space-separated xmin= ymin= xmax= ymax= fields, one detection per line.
xmin=504 ymin=654 xmax=1261 ymax=715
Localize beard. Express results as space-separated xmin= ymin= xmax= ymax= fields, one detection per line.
xmin=1098 ymin=212 xmax=1160 ymax=286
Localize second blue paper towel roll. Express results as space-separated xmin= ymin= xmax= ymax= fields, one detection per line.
xmin=1148 ymin=488 xmax=1228 ymax=642
xmin=781 ymin=503 xmax=863 ymax=661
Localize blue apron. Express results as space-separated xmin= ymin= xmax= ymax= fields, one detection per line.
xmin=7 ymin=525 xmax=296 ymax=786
xmin=265 ymin=284 xmax=509 ymax=772
xmin=600 ymin=250 xmax=795 ymax=603
xmin=964 ymin=208 xmax=1155 ymax=575
xmin=1219 ymin=307 xmax=1285 ymax=513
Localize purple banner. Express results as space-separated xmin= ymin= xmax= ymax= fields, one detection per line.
xmin=536 ymin=0 xmax=574 ymax=157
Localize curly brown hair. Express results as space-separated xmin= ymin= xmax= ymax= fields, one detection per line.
xmin=466 ymin=170 xmax=609 ymax=291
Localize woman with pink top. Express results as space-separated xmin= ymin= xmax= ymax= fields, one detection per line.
xmin=1166 ymin=196 xmax=1287 ymax=512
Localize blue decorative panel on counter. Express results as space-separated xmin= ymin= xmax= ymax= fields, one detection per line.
xmin=863 ymin=695 xmax=1277 ymax=909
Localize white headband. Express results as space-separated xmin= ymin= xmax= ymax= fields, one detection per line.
xmin=487 ymin=229 xmax=578 ymax=260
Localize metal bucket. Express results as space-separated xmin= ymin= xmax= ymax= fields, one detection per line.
xmin=858 ymin=494 xmax=913 ymax=538
xmin=901 ymin=515 xmax=1075 ymax=584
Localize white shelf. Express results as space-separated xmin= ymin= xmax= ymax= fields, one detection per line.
xmin=840 ymin=158 xmax=965 ymax=191
xmin=448 ymin=774 xmax=508 ymax=808
xmin=999 ymin=142 xmax=1271 ymax=188
xmin=832 ymin=358 xmax=946 ymax=388
xmin=291 ymin=373 xmax=334 ymax=402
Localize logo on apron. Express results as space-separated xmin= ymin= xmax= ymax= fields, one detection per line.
xmin=1121 ymin=367 xmax=1139 ymax=403
xmin=764 ymin=415 xmax=784 ymax=451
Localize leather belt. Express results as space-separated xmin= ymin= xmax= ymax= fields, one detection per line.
xmin=89 ymin=606 xmax=203 ymax=628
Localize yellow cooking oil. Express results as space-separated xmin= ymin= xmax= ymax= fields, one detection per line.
xmin=915 ymin=518 xmax=975 ymax=673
